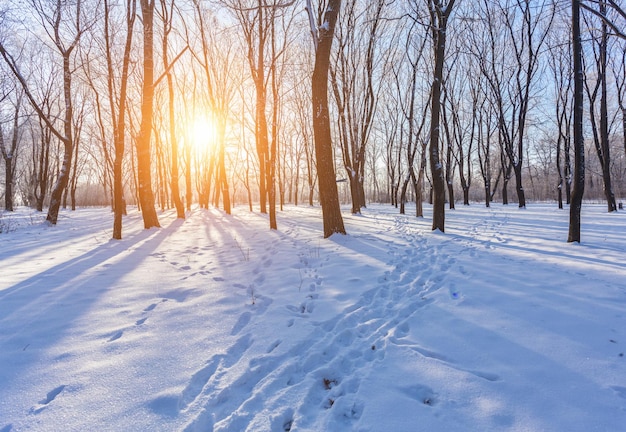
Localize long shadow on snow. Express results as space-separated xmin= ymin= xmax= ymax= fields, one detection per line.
xmin=0 ymin=219 xmax=180 ymax=389
xmin=451 ymin=231 xmax=625 ymax=274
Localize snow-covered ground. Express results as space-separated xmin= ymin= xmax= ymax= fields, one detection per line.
xmin=1 ymin=203 xmax=625 ymax=432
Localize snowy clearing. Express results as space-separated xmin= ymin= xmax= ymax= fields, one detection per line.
xmin=1 ymin=203 xmax=625 ymax=431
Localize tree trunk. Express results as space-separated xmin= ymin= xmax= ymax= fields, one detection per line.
xmin=218 ymin=121 xmax=231 ymax=215
xmin=399 ymin=174 xmax=410 ymax=215
xmin=569 ymin=0 xmax=585 ymax=243
xmin=310 ymin=0 xmax=346 ymax=238
xmin=185 ymin=138 xmax=192 ymax=211
xmin=513 ymin=162 xmax=525 ymax=208
xmin=35 ymin=126 xmax=51 ymax=212
xmin=1 ymin=95 xmax=20 ymax=211
xmin=348 ymin=173 xmax=362 ymax=214
xmin=110 ymin=0 xmax=136 ymax=239
xmin=428 ymin=2 xmax=454 ymax=232
xmin=46 ymin=51 xmax=75 ymax=225
xmin=599 ymin=3 xmax=617 ymax=212
xmin=4 ymin=156 xmax=12 ymax=211
xmin=162 ymin=0 xmax=185 ymax=220
xmin=137 ymin=0 xmax=160 ymax=229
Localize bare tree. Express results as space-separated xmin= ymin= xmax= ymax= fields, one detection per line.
xmin=307 ymin=0 xmax=346 ymax=237
xmin=222 ymin=0 xmax=296 ymax=230
xmin=569 ymin=0 xmax=585 ymax=243
xmin=583 ymin=2 xmax=618 ymax=212
xmin=392 ymin=16 xmax=429 ymax=217
xmin=191 ymin=1 xmax=240 ymax=215
xmin=0 ymin=89 xmax=22 ymax=211
xmin=330 ymin=0 xmax=387 ymax=214
xmin=581 ymin=0 xmax=626 ymax=39
xmin=31 ymin=94 xmax=55 ymax=212
xmin=136 ymin=0 xmax=160 ymax=229
xmin=613 ymin=45 xmax=626 ymax=158
xmin=548 ymin=23 xmax=573 ymax=209
xmin=502 ymin=0 xmax=554 ymax=208
xmin=0 ymin=0 xmax=88 ymax=224
xmin=159 ymin=0 xmax=185 ymax=219
xmin=109 ymin=0 xmax=136 ymax=238
xmin=426 ymin=0 xmax=456 ymax=232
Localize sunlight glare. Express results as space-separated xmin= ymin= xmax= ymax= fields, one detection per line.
xmin=190 ymin=116 xmax=216 ymax=152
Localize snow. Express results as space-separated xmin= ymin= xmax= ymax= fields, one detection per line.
xmin=1 ymin=203 xmax=625 ymax=432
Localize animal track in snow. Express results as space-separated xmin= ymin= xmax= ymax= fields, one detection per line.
xmin=183 ymin=212 xmax=462 ymax=430
xmin=107 ymin=331 xmax=123 ymax=342
xmin=400 ymin=384 xmax=437 ymax=406
xmin=178 ymin=334 xmax=254 ymax=413
xmin=30 ymin=385 xmax=66 ymax=414
xmin=231 ymin=312 xmax=252 ymax=336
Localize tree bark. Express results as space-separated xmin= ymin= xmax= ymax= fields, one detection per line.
xmin=599 ymin=2 xmax=617 ymax=212
xmin=161 ymin=0 xmax=185 ymax=219
xmin=569 ymin=0 xmax=585 ymax=243
xmin=108 ymin=0 xmax=136 ymax=239
xmin=428 ymin=0 xmax=455 ymax=232
xmin=1 ymin=93 xmax=21 ymax=211
xmin=310 ymin=0 xmax=346 ymax=238
xmin=136 ymin=0 xmax=160 ymax=229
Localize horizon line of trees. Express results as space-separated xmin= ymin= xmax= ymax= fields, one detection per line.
xmin=1 ymin=0 xmax=625 ymax=242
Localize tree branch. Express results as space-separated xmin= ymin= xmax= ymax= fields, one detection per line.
xmin=154 ymin=45 xmax=189 ymax=87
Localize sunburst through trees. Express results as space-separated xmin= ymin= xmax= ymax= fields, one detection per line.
xmin=1 ymin=1 xmax=625 ymax=242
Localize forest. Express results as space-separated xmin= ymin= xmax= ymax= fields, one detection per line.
xmin=1 ymin=0 xmax=625 ymax=241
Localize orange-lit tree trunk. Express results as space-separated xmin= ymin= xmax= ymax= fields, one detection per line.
xmin=160 ymin=0 xmax=185 ymax=219
xmin=137 ymin=0 xmax=160 ymax=228
xmin=107 ymin=0 xmax=136 ymax=239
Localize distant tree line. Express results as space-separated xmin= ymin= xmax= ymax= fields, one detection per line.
xmin=0 ymin=0 xmax=624 ymax=241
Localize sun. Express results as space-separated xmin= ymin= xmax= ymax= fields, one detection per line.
xmin=189 ymin=116 xmax=217 ymax=152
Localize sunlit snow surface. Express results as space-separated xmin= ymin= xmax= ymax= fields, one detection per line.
xmin=1 ymin=203 xmax=625 ymax=431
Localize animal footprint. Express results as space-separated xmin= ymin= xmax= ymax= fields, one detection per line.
xmin=231 ymin=312 xmax=252 ymax=336
xmin=108 ymin=331 xmax=123 ymax=342
xmin=31 ymin=385 xmax=66 ymax=414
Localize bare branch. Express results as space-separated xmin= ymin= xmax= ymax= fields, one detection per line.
xmin=154 ymin=45 xmax=189 ymax=87
xmin=581 ymin=1 xmax=626 ymax=39
xmin=0 ymin=43 xmax=65 ymax=142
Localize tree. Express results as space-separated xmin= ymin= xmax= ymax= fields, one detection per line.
xmin=223 ymin=0 xmax=295 ymax=230
xmin=0 ymin=0 xmax=87 ymax=224
xmin=106 ymin=0 xmax=137 ymax=238
xmin=614 ymin=45 xmax=626 ymax=159
xmin=0 ymin=89 xmax=22 ymax=211
xmin=583 ymin=2 xmax=617 ymax=212
xmin=569 ymin=0 xmax=585 ymax=243
xmin=548 ymin=25 xmax=573 ymax=209
xmin=136 ymin=0 xmax=160 ymax=229
xmin=581 ymin=0 xmax=626 ymax=40
xmin=501 ymin=0 xmax=554 ymax=208
xmin=159 ymin=0 xmax=185 ymax=219
xmin=427 ymin=0 xmax=456 ymax=232
xmin=392 ymin=16 xmax=429 ymax=217
xmin=307 ymin=0 xmax=346 ymax=238
xmin=330 ymin=0 xmax=387 ymax=214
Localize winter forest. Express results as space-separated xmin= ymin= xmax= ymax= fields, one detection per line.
xmin=0 ymin=0 xmax=624 ymax=240
xmin=2 ymin=1 xmax=626 ymax=431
